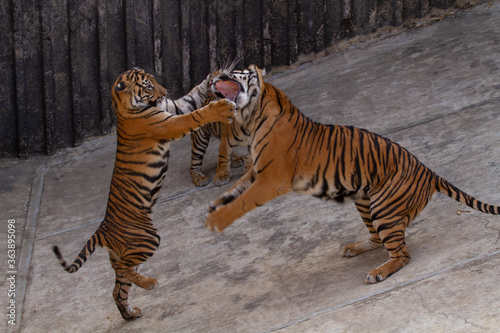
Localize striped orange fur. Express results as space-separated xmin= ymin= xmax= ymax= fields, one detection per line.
xmin=205 ymin=65 xmax=500 ymax=283
xmin=53 ymin=68 xmax=235 ymax=319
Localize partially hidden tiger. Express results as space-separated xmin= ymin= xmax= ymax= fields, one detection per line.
xmin=204 ymin=64 xmax=500 ymax=284
xmin=189 ymin=63 xmax=253 ymax=187
xmin=189 ymin=117 xmax=251 ymax=187
xmin=52 ymin=68 xmax=236 ymax=320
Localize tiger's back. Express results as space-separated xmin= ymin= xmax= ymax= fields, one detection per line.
xmin=205 ymin=64 xmax=500 ymax=284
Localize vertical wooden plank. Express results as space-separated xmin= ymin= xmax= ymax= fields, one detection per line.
xmin=311 ymin=0 xmax=324 ymax=53
xmin=13 ymin=0 xmax=45 ymax=156
xmin=324 ymin=0 xmax=342 ymax=48
xmin=234 ymin=0 xmax=245 ymax=67
xmin=180 ymin=0 xmax=191 ymax=92
xmin=153 ymin=0 xmax=162 ymax=77
xmin=243 ymin=0 xmax=263 ymax=68
xmin=40 ymin=1 xmax=56 ymax=155
xmin=262 ymin=0 xmax=272 ymax=71
xmin=271 ymin=0 xmax=288 ymax=66
xmin=216 ymin=0 xmax=236 ymax=68
xmin=79 ymin=1 xmax=100 ymax=136
xmin=297 ymin=0 xmax=323 ymax=55
xmin=41 ymin=0 xmax=74 ymax=154
xmin=340 ymin=0 xmax=355 ymax=38
xmin=402 ymin=0 xmax=425 ymax=20
xmin=421 ymin=0 xmax=430 ymax=17
xmin=0 ymin=0 xmax=17 ymax=156
xmin=190 ymin=0 xmax=209 ymax=84
xmin=352 ymin=0 xmax=365 ymax=35
xmin=352 ymin=0 xmax=377 ymax=34
xmin=125 ymin=0 xmax=137 ymax=68
xmin=130 ymin=0 xmax=154 ymax=71
xmin=375 ymin=0 xmax=392 ymax=27
xmin=366 ymin=0 xmax=377 ymax=32
xmin=68 ymin=1 xmax=101 ymax=143
xmin=97 ymin=0 xmax=122 ymax=134
xmin=68 ymin=0 xmax=83 ymax=146
xmin=207 ymin=0 xmax=218 ymax=72
xmin=160 ymin=0 xmax=182 ymax=97
xmin=392 ymin=0 xmax=403 ymax=26
xmin=287 ymin=0 xmax=298 ymax=65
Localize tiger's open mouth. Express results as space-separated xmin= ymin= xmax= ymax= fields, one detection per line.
xmin=213 ymin=80 xmax=240 ymax=102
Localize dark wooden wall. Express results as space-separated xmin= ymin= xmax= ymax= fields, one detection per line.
xmin=0 ymin=0 xmax=455 ymax=157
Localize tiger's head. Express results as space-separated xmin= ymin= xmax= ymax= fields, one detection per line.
xmin=210 ymin=65 xmax=264 ymax=123
xmin=111 ymin=67 xmax=167 ymax=118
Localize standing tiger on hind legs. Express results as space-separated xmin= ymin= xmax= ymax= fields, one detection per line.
xmin=52 ymin=68 xmax=236 ymax=320
xmin=204 ymin=64 xmax=500 ymax=284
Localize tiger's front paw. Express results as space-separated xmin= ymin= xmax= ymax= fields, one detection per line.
xmin=208 ymin=99 xmax=237 ymax=124
xmin=208 ymin=192 xmax=234 ymax=212
xmin=205 ymin=211 xmax=231 ymax=232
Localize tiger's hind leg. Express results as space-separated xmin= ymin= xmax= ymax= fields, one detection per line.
xmin=363 ymin=215 xmax=411 ymax=284
xmin=112 ymin=273 xmax=143 ymax=320
xmin=109 ymin=250 xmax=158 ymax=320
xmin=341 ymin=198 xmax=383 ymax=257
xmin=361 ymin=175 xmax=435 ymax=283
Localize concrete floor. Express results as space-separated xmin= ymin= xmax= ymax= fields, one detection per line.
xmin=1 ymin=1 xmax=500 ymax=332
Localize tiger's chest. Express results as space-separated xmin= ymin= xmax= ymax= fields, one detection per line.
xmin=143 ymin=141 xmax=171 ymax=202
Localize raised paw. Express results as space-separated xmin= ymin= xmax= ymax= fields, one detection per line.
xmin=341 ymin=239 xmax=382 ymax=257
xmin=205 ymin=211 xmax=230 ymax=232
xmin=144 ymin=278 xmax=159 ymax=290
xmin=208 ymin=99 xmax=237 ymax=124
xmin=208 ymin=192 xmax=235 ymax=212
xmin=208 ymin=199 xmax=220 ymax=213
xmin=131 ymin=275 xmax=159 ymax=290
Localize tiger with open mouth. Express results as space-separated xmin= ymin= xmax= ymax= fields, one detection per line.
xmin=188 ymin=68 xmax=259 ymax=187
xmin=205 ymin=64 xmax=500 ymax=284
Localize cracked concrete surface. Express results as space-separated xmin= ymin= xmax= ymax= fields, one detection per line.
xmin=1 ymin=1 xmax=500 ymax=332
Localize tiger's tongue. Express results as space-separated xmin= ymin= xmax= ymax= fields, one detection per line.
xmin=215 ymin=80 xmax=239 ymax=102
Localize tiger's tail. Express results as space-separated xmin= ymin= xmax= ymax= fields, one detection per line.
xmin=436 ymin=176 xmax=500 ymax=215
xmin=52 ymin=232 xmax=101 ymax=273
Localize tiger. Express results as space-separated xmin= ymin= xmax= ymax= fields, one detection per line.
xmin=189 ymin=121 xmax=251 ymax=187
xmin=189 ymin=74 xmax=253 ymax=187
xmin=204 ymin=64 xmax=500 ymax=284
xmin=52 ymin=67 xmax=236 ymax=320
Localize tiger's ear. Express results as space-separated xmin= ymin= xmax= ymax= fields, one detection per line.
xmin=115 ymin=81 xmax=128 ymax=92
xmin=249 ymin=64 xmax=265 ymax=76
